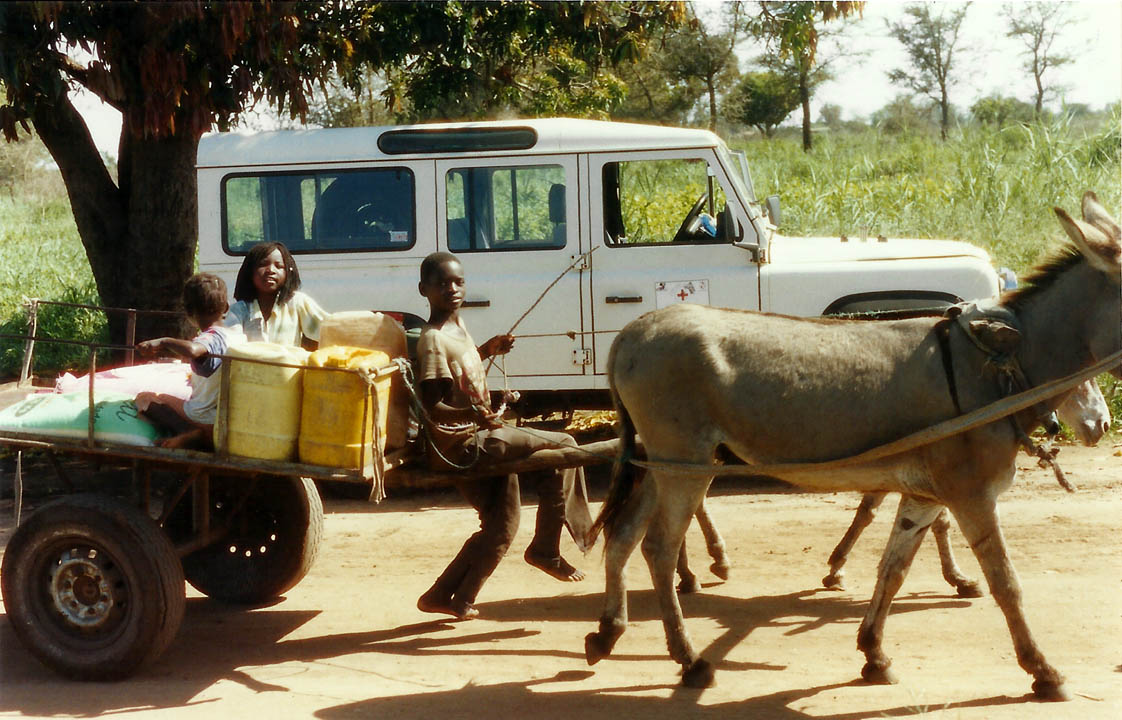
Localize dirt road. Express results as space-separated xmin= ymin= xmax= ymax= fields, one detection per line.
xmin=1 ymin=441 xmax=1119 ymax=719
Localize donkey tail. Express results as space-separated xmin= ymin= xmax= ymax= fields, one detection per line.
xmin=586 ymin=387 xmax=640 ymax=547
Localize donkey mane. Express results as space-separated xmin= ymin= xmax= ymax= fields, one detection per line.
xmin=1002 ymin=246 xmax=1084 ymax=312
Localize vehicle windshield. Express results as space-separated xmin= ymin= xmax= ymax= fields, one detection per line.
xmin=716 ymin=143 xmax=759 ymax=219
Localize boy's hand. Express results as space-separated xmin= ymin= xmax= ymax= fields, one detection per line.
xmin=136 ymin=339 xmax=162 ymax=357
xmin=479 ymin=334 xmax=515 ymax=359
xmin=478 ymin=408 xmax=504 ymax=429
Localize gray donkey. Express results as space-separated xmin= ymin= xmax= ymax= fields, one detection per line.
xmin=586 ymin=191 xmax=1121 ymax=701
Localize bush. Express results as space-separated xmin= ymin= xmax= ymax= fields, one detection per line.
xmin=0 ymin=188 xmax=106 ymax=380
xmin=0 ymin=285 xmax=109 ymax=379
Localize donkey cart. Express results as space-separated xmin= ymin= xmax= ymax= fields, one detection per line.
xmin=0 ymin=303 xmax=616 ymax=681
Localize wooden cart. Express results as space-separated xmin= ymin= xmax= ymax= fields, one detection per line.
xmin=0 ymin=300 xmax=614 ymax=680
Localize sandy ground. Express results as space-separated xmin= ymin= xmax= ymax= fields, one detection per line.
xmin=0 ymin=440 xmax=1119 ymax=720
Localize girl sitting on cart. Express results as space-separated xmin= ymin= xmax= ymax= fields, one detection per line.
xmin=224 ymin=241 xmax=328 ymax=349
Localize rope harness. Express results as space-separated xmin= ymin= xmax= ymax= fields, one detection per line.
xmin=944 ymin=302 xmax=1075 ymax=491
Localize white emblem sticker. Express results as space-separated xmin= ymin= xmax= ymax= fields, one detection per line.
xmin=655 ymin=279 xmax=709 ymax=308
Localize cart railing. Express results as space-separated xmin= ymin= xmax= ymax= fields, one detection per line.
xmin=17 ymin=298 xmax=185 ymax=385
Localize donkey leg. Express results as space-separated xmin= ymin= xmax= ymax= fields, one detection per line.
xmin=824 ymin=492 xmax=886 ymax=590
xmin=950 ymin=499 xmax=1069 ymax=701
xmin=931 ymin=508 xmax=983 ymax=598
xmin=642 ymin=474 xmax=715 ymax=688
xmin=676 ymin=532 xmax=700 ymax=595
xmin=586 ymin=477 xmax=657 ymax=665
xmin=857 ymin=495 xmax=943 ymax=685
xmin=695 ymin=498 xmax=731 ymax=581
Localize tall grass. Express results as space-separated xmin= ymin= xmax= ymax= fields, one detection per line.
xmin=0 ymin=177 xmax=104 ymax=378
xmin=740 ymin=111 xmax=1122 ymax=274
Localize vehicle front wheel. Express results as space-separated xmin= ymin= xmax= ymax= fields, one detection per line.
xmin=1 ymin=494 xmax=185 ymax=680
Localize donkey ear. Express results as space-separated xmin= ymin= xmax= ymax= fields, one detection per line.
xmin=1055 ymin=204 xmax=1122 ymax=274
xmin=1080 ymin=190 xmax=1121 ymax=242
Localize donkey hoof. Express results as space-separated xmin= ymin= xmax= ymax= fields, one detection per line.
xmin=861 ymin=661 xmax=898 ymax=685
xmin=955 ymin=580 xmax=984 ymax=598
xmin=822 ymin=573 xmax=845 ymax=590
xmin=584 ymin=632 xmax=609 ymax=665
xmin=681 ymin=658 xmax=715 ymax=688
xmin=709 ymin=561 xmax=730 ymax=581
xmin=677 ymin=576 xmax=701 ymax=594
xmin=1031 ymin=679 xmax=1071 ymax=702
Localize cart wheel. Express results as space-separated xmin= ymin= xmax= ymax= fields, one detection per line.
xmin=182 ymin=476 xmax=322 ymax=604
xmin=1 ymin=494 xmax=186 ymax=680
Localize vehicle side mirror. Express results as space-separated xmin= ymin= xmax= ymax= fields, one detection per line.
xmin=765 ymin=195 xmax=781 ymax=227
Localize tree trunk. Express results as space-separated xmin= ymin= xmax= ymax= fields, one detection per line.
xmin=32 ymin=93 xmax=195 ymax=346
xmin=707 ymin=76 xmax=718 ymax=133
xmin=799 ymin=70 xmax=812 ymax=152
xmin=121 ymin=129 xmax=199 ymax=342
xmin=940 ymin=88 xmax=949 ymax=141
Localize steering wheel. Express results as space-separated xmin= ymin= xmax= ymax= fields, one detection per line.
xmin=672 ymin=191 xmax=708 ymax=243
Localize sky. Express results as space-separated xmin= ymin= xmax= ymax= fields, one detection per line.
xmin=805 ymin=0 xmax=1122 ymax=121
xmin=72 ymin=0 xmax=1122 ymax=156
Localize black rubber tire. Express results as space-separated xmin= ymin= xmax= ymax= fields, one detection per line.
xmin=1 ymin=494 xmax=186 ymax=680
xmin=181 ymin=476 xmax=322 ymax=604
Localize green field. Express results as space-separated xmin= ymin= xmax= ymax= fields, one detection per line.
xmin=0 ymin=119 xmax=1118 ymax=426
xmin=739 ymin=116 xmax=1122 ymax=274
xmin=0 ymin=171 xmax=105 ymax=377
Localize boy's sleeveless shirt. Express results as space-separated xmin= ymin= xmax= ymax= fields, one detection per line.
xmin=416 ymin=319 xmax=490 ymax=463
xmin=417 ymin=319 xmax=490 ymax=410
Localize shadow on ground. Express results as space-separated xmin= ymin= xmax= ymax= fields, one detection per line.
xmin=0 ymin=586 xmax=973 ymax=717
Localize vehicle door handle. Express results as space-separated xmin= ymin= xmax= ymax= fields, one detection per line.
xmin=606 ymin=295 xmax=643 ymax=304
xmin=462 ymin=300 xmax=490 ymax=308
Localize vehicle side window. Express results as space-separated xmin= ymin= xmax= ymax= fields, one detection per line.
xmin=222 ymin=168 xmax=416 ymax=254
xmin=446 ymin=165 xmax=566 ymax=251
xmin=602 ymin=159 xmax=728 ymax=246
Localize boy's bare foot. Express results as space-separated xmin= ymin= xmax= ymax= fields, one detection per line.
xmin=417 ymin=591 xmax=478 ymax=620
xmin=524 ymin=548 xmax=585 ymax=582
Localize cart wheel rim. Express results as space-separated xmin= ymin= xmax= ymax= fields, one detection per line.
xmin=41 ymin=542 xmax=126 ymax=636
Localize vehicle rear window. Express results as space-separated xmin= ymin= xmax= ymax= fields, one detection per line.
xmin=222 ymin=168 xmax=416 ymax=254
xmin=445 ymin=164 xmax=567 ymax=252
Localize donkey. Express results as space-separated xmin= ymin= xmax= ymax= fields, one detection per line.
xmin=585 ymin=191 xmax=1121 ymax=701
xmin=675 ymin=378 xmax=1111 ymax=596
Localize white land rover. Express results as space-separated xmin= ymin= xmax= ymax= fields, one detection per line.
xmin=197 ymin=118 xmax=1003 ymax=411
